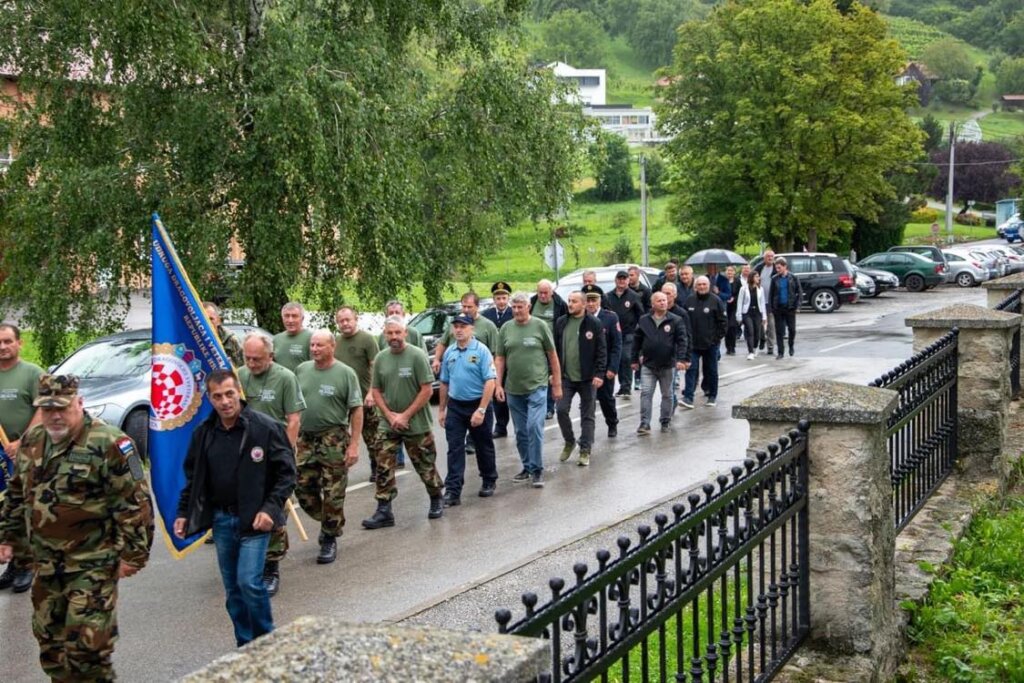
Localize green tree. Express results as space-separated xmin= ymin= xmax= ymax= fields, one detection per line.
xmin=0 ymin=0 xmax=586 ymax=363
xmin=589 ymin=131 xmax=635 ymax=201
xmin=658 ymin=0 xmax=923 ymax=252
xmin=643 ymin=151 xmax=668 ymax=194
xmin=539 ymin=9 xmax=608 ymax=68
xmin=628 ymin=0 xmax=708 ymax=69
xmin=919 ymin=114 xmax=944 ymax=153
xmin=997 ymin=57 xmax=1024 ymax=95
xmin=921 ymin=38 xmax=977 ymax=81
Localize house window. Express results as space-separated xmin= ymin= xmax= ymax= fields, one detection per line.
xmin=576 ymin=76 xmax=601 ymax=87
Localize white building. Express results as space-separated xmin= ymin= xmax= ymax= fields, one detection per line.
xmin=547 ymin=61 xmax=606 ymax=106
xmin=584 ymin=104 xmax=664 ymax=143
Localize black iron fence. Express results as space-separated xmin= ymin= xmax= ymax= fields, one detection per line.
xmin=995 ymin=290 xmax=1021 ymax=400
xmin=869 ymin=329 xmax=959 ymax=532
xmin=496 ymin=423 xmax=811 ymax=682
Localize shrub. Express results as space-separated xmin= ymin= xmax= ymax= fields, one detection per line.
xmin=604 ymin=234 xmax=634 ymax=264
xmin=911 ymin=207 xmax=942 ymax=223
xmin=954 ymin=212 xmax=982 ymax=226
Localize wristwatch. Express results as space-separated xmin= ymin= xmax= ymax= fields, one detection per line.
xmin=476 ymin=407 xmax=487 ymax=415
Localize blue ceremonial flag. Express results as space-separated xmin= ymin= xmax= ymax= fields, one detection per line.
xmin=0 ymin=442 xmax=11 ymax=494
xmin=150 ymin=213 xmax=232 ymax=556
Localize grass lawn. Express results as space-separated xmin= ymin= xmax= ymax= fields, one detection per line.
xmin=978 ymin=111 xmax=1024 ymax=142
xmin=901 ymin=482 xmax=1024 ymax=681
xmin=903 ymin=222 xmax=995 ymax=245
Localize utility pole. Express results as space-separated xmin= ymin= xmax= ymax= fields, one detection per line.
xmin=640 ymin=155 xmax=649 ymax=267
xmin=945 ymin=121 xmax=956 ymax=245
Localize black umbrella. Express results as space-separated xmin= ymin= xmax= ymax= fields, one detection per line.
xmin=685 ymin=248 xmax=748 ymax=266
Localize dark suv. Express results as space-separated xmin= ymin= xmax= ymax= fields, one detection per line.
xmin=749 ymin=252 xmax=859 ymax=313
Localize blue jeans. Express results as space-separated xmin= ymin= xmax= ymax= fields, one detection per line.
xmin=212 ymin=511 xmax=274 ymax=647
xmin=507 ymin=387 xmax=547 ymax=474
xmin=683 ymin=348 xmax=720 ymax=403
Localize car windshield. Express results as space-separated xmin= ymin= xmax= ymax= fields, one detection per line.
xmin=56 ymin=338 xmax=151 ymax=379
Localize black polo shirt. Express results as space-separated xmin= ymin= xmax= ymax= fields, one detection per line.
xmin=206 ymin=420 xmax=245 ymax=510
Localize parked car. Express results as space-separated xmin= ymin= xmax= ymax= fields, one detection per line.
xmin=51 ymin=324 xmax=267 ymax=458
xmin=982 ymin=244 xmax=1024 ymax=273
xmin=945 ymin=246 xmax=1006 ymax=280
xmin=941 ymin=251 xmax=990 ymax=288
xmin=856 ymin=252 xmax=946 ymax=292
xmin=748 ymin=252 xmax=858 ymax=313
xmin=554 ymin=265 xmax=654 ymax=301
xmin=887 ymin=245 xmax=950 ymax=282
xmin=851 ymin=262 xmax=899 ymax=297
xmin=997 ymin=214 xmax=1021 ymax=239
xmin=843 ymin=260 xmax=876 ymax=298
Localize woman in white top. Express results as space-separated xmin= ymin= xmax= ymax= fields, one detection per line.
xmin=736 ymin=271 xmax=768 ymax=359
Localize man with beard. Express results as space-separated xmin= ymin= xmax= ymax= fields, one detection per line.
xmin=553 ymin=291 xmax=607 ymax=466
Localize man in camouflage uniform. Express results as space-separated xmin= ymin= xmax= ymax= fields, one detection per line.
xmin=334 ymin=306 xmax=383 ymax=483
xmin=294 ymin=331 xmax=363 ymax=564
xmin=0 ymin=374 xmax=154 ymax=682
xmin=362 ymin=316 xmax=444 ymax=529
xmin=204 ymin=302 xmax=244 ymax=367
xmin=237 ymin=332 xmax=305 ymax=596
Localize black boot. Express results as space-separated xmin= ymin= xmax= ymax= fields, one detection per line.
xmin=362 ymin=501 xmax=395 ymax=530
xmin=316 ymin=534 xmax=338 ymax=565
xmin=428 ymin=496 xmax=444 ymax=519
xmin=0 ymin=563 xmax=15 ymax=590
xmin=11 ymin=568 xmax=32 ymax=593
xmin=262 ymin=560 xmax=280 ymax=597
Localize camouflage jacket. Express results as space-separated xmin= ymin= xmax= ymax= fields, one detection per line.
xmin=0 ymin=415 xmax=154 ymax=576
xmin=218 ymin=325 xmax=245 ymax=368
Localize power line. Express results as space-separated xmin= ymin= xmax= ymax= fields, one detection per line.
xmin=911 ymin=157 xmax=1024 ymax=167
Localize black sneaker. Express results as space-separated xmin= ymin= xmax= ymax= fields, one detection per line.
xmin=789 ymin=347 xmax=795 ymax=357
xmin=478 ymin=482 xmax=496 ymax=497
xmin=0 ymin=563 xmax=15 ymax=590
xmin=608 ymin=424 xmax=618 ymax=438
xmin=531 ymin=472 xmax=544 ymax=488
xmin=443 ymin=493 xmax=461 ymax=507
xmin=262 ymin=561 xmax=280 ymax=597
xmin=11 ymin=568 xmax=33 ymax=594
xmin=492 ymin=429 xmax=508 ymax=439
xmin=660 ymin=422 xmax=671 ymax=433
xmin=777 ymin=354 xmax=784 ymax=360
xmin=546 ymin=410 xmax=554 ymax=420
xmin=512 ymin=469 xmax=531 ymax=482
xmin=636 ymin=424 xmax=651 ymax=436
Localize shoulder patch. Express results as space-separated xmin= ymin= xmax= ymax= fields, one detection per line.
xmin=116 ymin=437 xmax=135 ymax=459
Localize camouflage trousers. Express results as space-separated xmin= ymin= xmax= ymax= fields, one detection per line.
xmin=266 ymin=445 xmax=297 ymax=563
xmin=362 ymin=409 xmax=384 ymax=472
xmin=374 ymin=431 xmax=443 ymax=503
xmin=296 ymin=428 xmax=351 ymax=538
xmin=32 ymin=567 xmax=119 ymax=682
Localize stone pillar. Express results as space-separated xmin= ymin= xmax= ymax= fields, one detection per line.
xmin=905 ymin=304 xmax=1021 ymax=482
xmin=182 ymin=618 xmax=550 ymax=682
xmin=981 ymin=271 xmax=1024 ymax=310
xmin=733 ymin=380 xmax=900 ymax=676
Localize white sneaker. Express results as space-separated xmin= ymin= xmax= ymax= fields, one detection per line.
xmin=746 ymin=353 xmax=755 ymax=360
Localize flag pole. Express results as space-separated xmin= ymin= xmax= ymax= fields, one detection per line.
xmin=286 ymin=500 xmax=308 ymax=541
xmin=0 ymin=424 xmax=9 ymax=448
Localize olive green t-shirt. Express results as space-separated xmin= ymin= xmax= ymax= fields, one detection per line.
xmin=0 ymin=360 xmax=43 ymax=439
xmin=334 ymin=330 xmax=379 ymax=397
xmin=497 ymin=317 xmax=555 ymax=395
xmin=272 ymin=329 xmax=313 ymax=372
xmin=371 ymin=345 xmax=434 ymax=435
xmin=531 ymin=299 xmax=555 ymax=328
xmin=238 ymin=362 xmax=306 ymax=424
xmin=438 ymin=315 xmax=499 ymax=353
xmin=294 ymin=360 xmax=362 ymax=432
xmin=376 ymin=327 xmax=427 ymax=352
xmin=562 ymin=316 xmax=583 ymax=382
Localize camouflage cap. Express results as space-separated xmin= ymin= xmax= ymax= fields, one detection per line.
xmin=34 ymin=374 xmax=80 ymax=408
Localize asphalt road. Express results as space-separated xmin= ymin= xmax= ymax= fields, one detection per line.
xmin=0 ymin=284 xmax=987 ymax=682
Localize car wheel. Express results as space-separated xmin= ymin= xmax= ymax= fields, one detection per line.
xmin=811 ymin=288 xmax=838 ymax=313
xmin=955 ymin=272 xmax=976 ymax=288
xmin=124 ymin=408 xmax=149 ymax=461
xmin=905 ymin=274 xmax=925 ymax=293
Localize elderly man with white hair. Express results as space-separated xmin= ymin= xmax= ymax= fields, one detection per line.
xmin=530 ymin=279 xmax=568 ymax=420
xmin=681 ymin=276 xmax=728 ymax=409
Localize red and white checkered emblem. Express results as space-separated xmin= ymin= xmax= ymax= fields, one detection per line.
xmin=150 ymin=344 xmax=204 ymax=431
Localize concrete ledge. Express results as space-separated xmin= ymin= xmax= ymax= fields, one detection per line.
xmin=181 ymin=618 xmax=549 ymax=682
xmin=905 ymin=303 xmax=1020 ymax=329
xmin=732 ymin=380 xmax=897 ymax=424
xmin=981 ymin=272 xmax=1024 ymax=290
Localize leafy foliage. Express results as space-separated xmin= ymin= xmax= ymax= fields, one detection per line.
xmin=928 ymin=141 xmax=1022 ymax=204
xmin=919 ymin=114 xmax=945 ymax=153
xmin=921 ymin=37 xmax=978 ymax=81
xmin=884 ymin=15 xmax=954 ymax=60
xmin=538 ymin=9 xmax=609 ymax=67
xmin=627 ymin=0 xmax=709 ymax=69
xmin=589 ymin=130 xmax=635 ymax=201
xmin=997 ymin=57 xmax=1024 ymax=96
xmin=659 ymin=0 xmax=923 ymax=252
xmin=0 ymin=0 xmax=586 ymax=362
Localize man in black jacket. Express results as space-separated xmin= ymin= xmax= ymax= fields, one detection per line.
xmin=769 ymin=256 xmax=803 ymax=359
xmin=608 ymin=270 xmax=643 ymax=397
xmin=681 ymin=277 xmax=728 ymax=409
xmin=174 ymin=370 xmax=296 ymax=647
xmin=652 ymin=261 xmax=681 ymax=293
xmin=584 ymin=285 xmax=622 ymax=438
xmin=554 ymin=291 xmax=607 ymax=466
xmin=631 ymin=292 xmax=691 ymax=434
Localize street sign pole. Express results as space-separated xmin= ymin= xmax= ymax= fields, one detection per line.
xmin=640 ymin=156 xmax=649 ymax=267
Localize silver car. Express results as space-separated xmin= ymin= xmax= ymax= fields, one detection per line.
xmin=941 ymin=251 xmax=990 ymax=288
xmin=52 ymin=324 xmax=266 ymax=457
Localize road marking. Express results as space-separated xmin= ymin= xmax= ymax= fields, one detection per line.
xmin=719 ymin=365 xmax=767 ymax=378
xmin=818 ymin=340 xmax=859 ymax=353
xmin=346 ymin=469 xmax=410 ymax=493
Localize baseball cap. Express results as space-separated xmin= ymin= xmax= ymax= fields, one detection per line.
xmin=615 ymin=270 xmax=629 ymax=279
xmin=34 ymin=374 xmax=80 ymax=408
xmin=452 ymin=314 xmax=475 ymax=326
